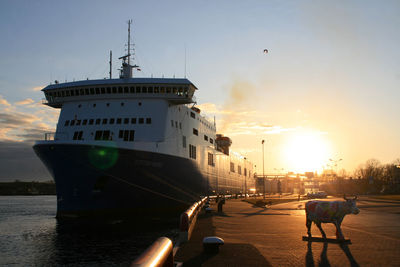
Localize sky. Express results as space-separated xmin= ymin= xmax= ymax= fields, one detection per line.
xmin=0 ymin=0 xmax=399 ymax=181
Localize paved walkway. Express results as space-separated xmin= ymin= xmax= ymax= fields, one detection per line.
xmin=175 ymin=198 xmax=400 ymax=266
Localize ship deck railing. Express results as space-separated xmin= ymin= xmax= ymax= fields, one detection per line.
xmin=44 ymin=132 xmax=68 ymax=141
xmin=43 ymin=91 xmax=196 ymax=108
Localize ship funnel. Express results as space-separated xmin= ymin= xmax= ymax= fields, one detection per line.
xmin=216 ymin=134 xmax=232 ymax=155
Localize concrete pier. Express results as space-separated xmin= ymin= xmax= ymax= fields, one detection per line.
xmin=175 ymin=196 xmax=400 ymax=266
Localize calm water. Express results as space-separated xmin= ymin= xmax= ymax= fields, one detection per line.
xmin=0 ymin=196 xmax=178 ymax=266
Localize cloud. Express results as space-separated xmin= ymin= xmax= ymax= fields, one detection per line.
xmin=197 ymin=101 xmax=294 ymax=137
xmin=197 ymin=103 xmax=222 ymax=114
xmin=0 ymin=112 xmax=53 ymax=141
xmin=15 ymin=98 xmax=35 ymax=105
xmin=0 ymin=95 xmax=11 ymax=106
xmin=32 ymin=86 xmax=44 ymax=91
xmin=15 ymin=127 xmax=51 ymax=141
xmin=222 ymin=121 xmax=294 ymax=136
xmin=0 ymin=95 xmax=58 ymax=142
xmin=0 ymin=112 xmax=38 ymax=127
xmin=0 ymin=128 xmax=13 ymax=141
xmin=198 ymin=102 xmax=258 ymax=117
xmin=0 ymin=95 xmax=55 ymax=181
xmin=219 ymin=79 xmax=257 ymax=132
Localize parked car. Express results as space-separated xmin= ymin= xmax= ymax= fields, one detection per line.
xmin=307 ymin=191 xmax=327 ymax=199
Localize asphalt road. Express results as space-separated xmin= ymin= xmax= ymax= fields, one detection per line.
xmin=176 ymin=196 xmax=400 ymax=266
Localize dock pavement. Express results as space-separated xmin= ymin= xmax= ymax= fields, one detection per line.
xmin=175 ymin=197 xmax=400 ymax=266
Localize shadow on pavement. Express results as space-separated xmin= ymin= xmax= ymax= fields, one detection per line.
xmin=305 ymin=241 xmax=360 ymax=267
xmin=251 ymin=204 xmax=268 ymax=209
xmin=306 ymin=241 xmax=330 ymax=267
xmin=183 ymin=243 xmax=272 ymax=267
xmin=176 ymin=211 xmax=271 ymax=266
xmin=214 ymin=212 xmax=231 ymax=217
xmin=339 ymin=243 xmax=360 ymax=267
xmin=240 ymin=212 xmax=291 ymax=216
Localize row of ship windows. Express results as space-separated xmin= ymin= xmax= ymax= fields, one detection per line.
xmin=78 ymin=102 xmax=140 ymax=108
xmin=169 ymin=120 xmax=214 ymax=145
xmin=188 ymin=145 xmax=249 ymax=176
xmin=45 ymin=85 xmax=190 ymax=98
xmin=191 ymin=111 xmax=215 ymax=131
xmin=183 ymin=138 xmax=212 ymax=163
xmin=72 ymin=130 xmax=206 ymax=163
xmin=230 ymin=162 xmax=249 ymax=176
xmin=67 ymin=117 xmax=212 ymax=145
xmin=73 ymin=131 xmax=238 ymax=171
xmin=72 ymin=129 xmax=135 ymax=142
xmin=171 ymin=120 xmax=182 ymax=129
xmin=192 ymin=127 xmax=214 ymax=144
xmin=65 ymin=118 xmax=151 ymax=126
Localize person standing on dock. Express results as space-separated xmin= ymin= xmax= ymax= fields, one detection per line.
xmin=218 ymin=197 xmax=225 ymax=212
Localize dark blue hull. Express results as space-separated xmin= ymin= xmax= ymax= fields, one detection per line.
xmin=33 ymin=143 xmax=207 ymax=219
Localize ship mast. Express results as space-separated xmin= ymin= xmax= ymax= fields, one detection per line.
xmin=109 ymin=50 xmax=112 ymax=79
xmin=119 ymin=19 xmax=139 ymax=79
xmin=127 ymin=19 xmax=131 ymax=66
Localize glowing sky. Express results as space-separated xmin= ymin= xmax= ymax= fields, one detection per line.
xmin=0 ymin=0 xmax=399 ymax=178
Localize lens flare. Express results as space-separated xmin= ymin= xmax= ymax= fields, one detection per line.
xmin=88 ymin=143 xmax=119 ymax=170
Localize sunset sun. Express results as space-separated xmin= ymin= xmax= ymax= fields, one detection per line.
xmin=283 ymin=131 xmax=332 ymax=173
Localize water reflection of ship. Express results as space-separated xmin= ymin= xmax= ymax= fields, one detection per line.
xmin=52 ymin=220 xmax=174 ymax=265
xmin=33 ymin=21 xmax=254 ymax=219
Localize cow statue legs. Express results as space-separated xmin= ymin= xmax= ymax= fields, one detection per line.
xmin=306 ymin=218 xmax=327 ymax=238
xmin=306 ymin=219 xmax=345 ymax=239
xmin=333 ymin=220 xmax=345 ymax=239
xmin=306 ymin=218 xmax=312 ymax=237
xmin=315 ymin=222 xmax=327 ymax=238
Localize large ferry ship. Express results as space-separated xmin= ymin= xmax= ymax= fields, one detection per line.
xmin=33 ymin=22 xmax=254 ymax=219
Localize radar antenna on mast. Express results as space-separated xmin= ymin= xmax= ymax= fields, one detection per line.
xmin=119 ymin=19 xmax=140 ymax=79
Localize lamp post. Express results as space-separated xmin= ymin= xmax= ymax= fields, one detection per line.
xmin=262 ymin=140 xmax=265 ymax=200
xmin=244 ymin=157 xmax=247 ymax=199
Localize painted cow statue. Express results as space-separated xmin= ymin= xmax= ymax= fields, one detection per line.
xmin=305 ymin=195 xmax=360 ymax=239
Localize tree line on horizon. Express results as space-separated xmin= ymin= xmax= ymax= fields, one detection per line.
xmin=0 ymin=181 xmax=56 ymax=195
xmin=321 ymin=158 xmax=400 ymax=195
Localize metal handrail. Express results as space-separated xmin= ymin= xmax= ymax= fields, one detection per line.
xmin=131 ymin=237 xmax=173 ymax=267
xmin=131 ymin=197 xmax=207 ymax=266
xmin=179 ymin=197 xmax=207 ymax=242
xmin=44 ymin=132 xmax=55 ymax=141
xmin=43 ymin=132 xmax=68 ymax=141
